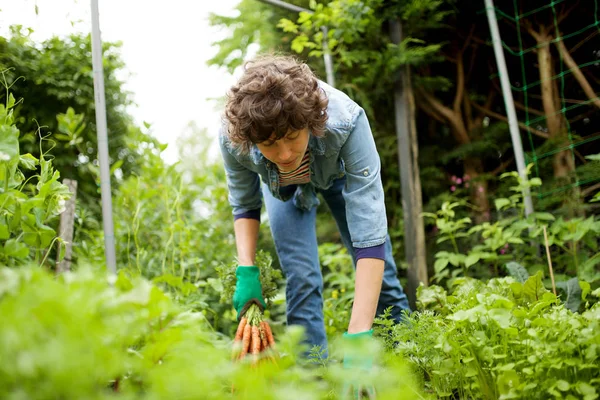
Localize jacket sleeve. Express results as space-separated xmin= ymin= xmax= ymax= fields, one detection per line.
xmin=218 ymin=133 xmax=263 ymax=218
xmin=339 ymin=108 xmax=388 ymax=249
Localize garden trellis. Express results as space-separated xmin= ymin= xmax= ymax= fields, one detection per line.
xmin=484 ymin=0 xmax=600 ymax=202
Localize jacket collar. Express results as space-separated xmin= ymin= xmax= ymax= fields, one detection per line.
xmin=248 ymin=130 xmax=325 ymax=165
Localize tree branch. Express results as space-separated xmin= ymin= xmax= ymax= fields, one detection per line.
xmin=556 ymin=1 xmax=580 ymax=26
xmin=461 ymin=24 xmax=475 ymax=54
xmin=524 ymin=20 xmax=545 ymax=42
xmin=555 ymin=37 xmax=600 ymax=110
xmin=471 ymin=34 xmax=521 ymax=54
xmin=473 ymin=91 xmax=495 ymax=129
xmin=417 ymin=88 xmax=455 ymax=121
xmin=491 ymin=156 xmax=515 ymax=176
xmin=453 ymin=53 xmax=465 ymax=113
xmin=581 ymin=182 xmax=600 ymax=198
xmin=417 ymin=88 xmax=470 ymax=144
xmin=489 ymin=77 xmax=546 ymax=116
xmin=466 ymin=42 xmax=479 ymax=82
xmin=465 ymin=91 xmax=473 ymax=131
xmin=417 ymin=100 xmax=445 ymax=124
xmin=471 ymin=101 xmax=550 ymax=139
xmin=568 ymin=30 xmax=598 ymax=54
xmin=528 ymin=93 xmax=595 ymax=105
xmin=514 ymin=100 xmax=546 ymax=116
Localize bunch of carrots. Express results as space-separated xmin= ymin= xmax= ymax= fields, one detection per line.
xmin=232 ymin=303 xmax=278 ymax=366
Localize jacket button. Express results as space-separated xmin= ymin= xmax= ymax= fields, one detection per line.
xmin=363 ymin=170 xmax=369 ymax=176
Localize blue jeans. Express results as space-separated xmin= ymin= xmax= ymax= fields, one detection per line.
xmin=262 ymin=177 xmax=410 ymax=356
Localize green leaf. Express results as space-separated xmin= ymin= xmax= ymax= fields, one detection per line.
xmin=0 ymin=223 xmax=9 ymax=240
xmin=57 ymin=238 xmax=66 ymax=261
xmin=291 ymin=35 xmax=309 ymax=54
xmin=434 ymin=258 xmax=449 ymax=273
xmin=529 ymin=177 xmax=542 ymax=186
xmin=563 ymin=277 xmax=582 ymax=312
xmin=115 ymin=270 xmax=134 ymax=291
xmin=584 ymin=153 xmax=600 ymax=161
xmin=4 ymin=239 xmax=29 ymax=258
xmin=580 ymin=280 xmax=591 ymax=301
xmin=580 ymin=254 xmax=600 ymax=281
xmin=494 ymin=198 xmax=511 ymax=211
xmin=110 ymin=159 xmax=124 ymax=175
xmin=557 ymin=380 xmax=572 ymax=392
xmin=20 ymin=213 xmax=56 ymax=248
xmin=505 ymin=262 xmax=529 ymax=283
xmin=523 ymin=271 xmax=548 ymax=302
xmin=577 ymin=382 xmax=596 ymax=397
xmin=277 ymin=18 xmax=299 ymax=34
xmin=464 ymin=254 xmax=480 ymax=268
xmin=18 ymin=154 xmax=38 ymax=170
xmin=488 ymin=308 xmax=512 ymax=329
xmin=532 ymin=212 xmax=555 ymax=221
xmin=511 ymin=282 xmax=524 ymax=298
xmin=448 ymin=253 xmax=464 ymax=267
xmin=0 ymin=121 xmax=20 ymax=161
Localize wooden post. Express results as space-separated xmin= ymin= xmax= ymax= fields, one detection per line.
xmin=390 ymin=19 xmax=428 ymax=310
xmin=56 ymin=179 xmax=77 ymax=273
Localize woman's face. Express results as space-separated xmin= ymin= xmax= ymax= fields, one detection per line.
xmin=256 ymin=127 xmax=310 ymax=172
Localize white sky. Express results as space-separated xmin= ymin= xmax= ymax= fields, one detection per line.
xmin=0 ymin=0 xmax=243 ymax=163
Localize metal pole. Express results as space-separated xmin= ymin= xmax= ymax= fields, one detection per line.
xmin=91 ymin=0 xmax=117 ymax=274
xmin=256 ymin=0 xmax=335 ymax=86
xmin=485 ymin=0 xmax=534 ymax=216
xmin=321 ymin=26 xmax=335 ymax=87
xmin=257 ymin=0 xmax=309 ymax=13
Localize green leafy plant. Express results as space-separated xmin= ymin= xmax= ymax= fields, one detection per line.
xmin=216 ymin=249 xmax=284 ymax=310
xmin=0 ymin=265 xmax=425 ymax=399
xmin=319 ymin=242 xmax=355 ymax=337
xmin=391 ymin=274 xmax=600 ymax=399
xmin=0 ymin=88 xmax=71 ymax=267
xmin=423 ymin=201 xmax=476 ymax=281
xmin=425 ymin=167 xmax=600 ymax=285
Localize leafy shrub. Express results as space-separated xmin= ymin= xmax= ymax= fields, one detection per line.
xmin=0 ymin=92 xmax=71 ymax=268
xmin=424 ymin=166 xmax=600 ymax=285
xmin=384 ymin=274 xmax=600 ymax=399
xmin=0 ymin=266 xmax=425 ymax=399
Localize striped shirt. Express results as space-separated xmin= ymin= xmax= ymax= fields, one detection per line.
xmin=279 ymin=151 xmax=310 ymax=186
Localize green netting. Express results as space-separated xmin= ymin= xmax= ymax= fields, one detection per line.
xmin=486 ymin=1 xmax=600 ymax=199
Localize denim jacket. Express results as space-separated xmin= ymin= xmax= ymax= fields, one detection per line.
xmin=219 ymin=81 xmax=388 ymax=249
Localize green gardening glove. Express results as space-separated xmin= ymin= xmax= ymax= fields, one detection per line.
xmin=342 ymin=329 xmax=377 ymax=399
xmin=232 ymin=266 xmax=266 ymax=320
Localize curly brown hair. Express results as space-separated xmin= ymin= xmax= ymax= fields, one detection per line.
xmin=224 ymin=54 xmax=329 ymax=154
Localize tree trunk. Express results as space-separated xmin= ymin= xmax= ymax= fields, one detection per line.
xmin=406 ymin=67 xmax=428 ymax=287
xmin=536 ymin=33 xmax=575 ymax=178
xmin=464 ymin=158 xmax=490 ymax=222
xmin=391 ymin=19 xmax=428 ymax=308
xmin=417 ymin=87 xmax=492 ymax=222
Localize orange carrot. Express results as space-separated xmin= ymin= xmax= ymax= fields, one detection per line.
xmin=259 ymin=322 xmax=269 ymax=350
xmin=251 ymin=325 xmax=261 ymax=366
xmin=251 ymin=326 xmax=261 ymax=355
xmin=234 ymin=317 xmax=247 ymax=342
xmin=240 ymin=324 xmax=252 ymax=359
xmin=263 ymin=321 xmax=276 ymax=350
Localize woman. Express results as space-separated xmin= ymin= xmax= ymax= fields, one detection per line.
xmin=219 ymin=54 xmax=410 ymax=358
